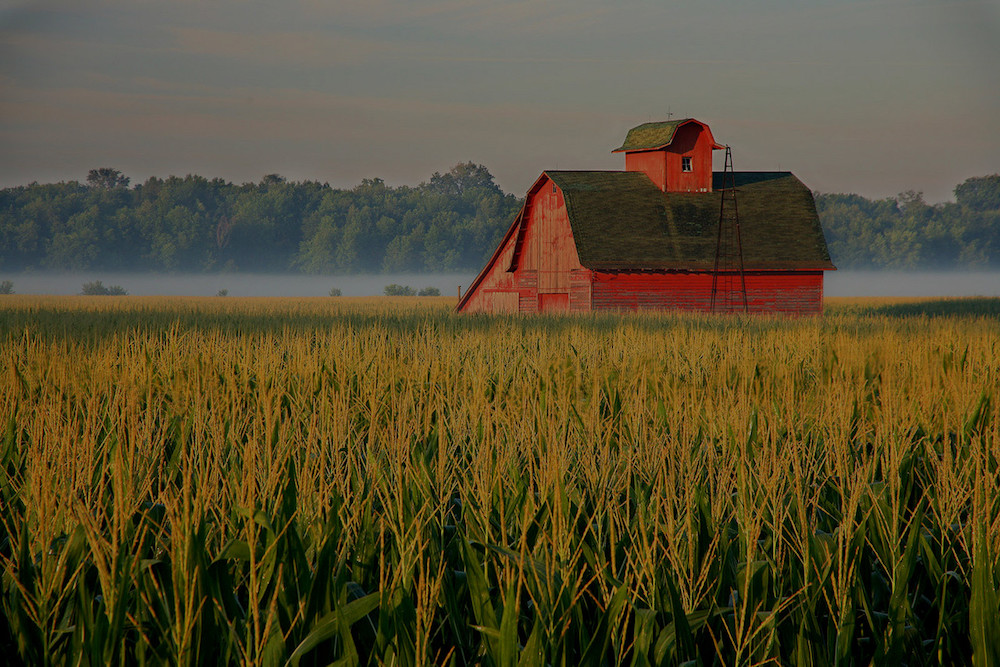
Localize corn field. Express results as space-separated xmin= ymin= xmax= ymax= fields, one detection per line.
xmin=1 ymin=295 xmax=999 ymax=665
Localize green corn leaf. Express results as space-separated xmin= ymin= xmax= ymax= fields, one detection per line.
xmin=517 ymin=617 xmax=545 ymax=667
xmin=217 ymin=539 xmax=251 ymax=562
xmin=498 ymin=582 xmax=520 ymax=667
xmin=970 ymin=522 xmax=1000 ymax=667
xmin=284 ymin=592 xmax=379 ymax=667
xmin=461 ymin=539 xmax=501 ymax=662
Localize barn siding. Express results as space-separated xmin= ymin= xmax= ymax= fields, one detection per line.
xmin=457 ymin=211 xmax=522 ymax=313
xmin=591 ymin=271 xmax=824 ymax=315
xmin=623 ymin=121 xmax=716 ymax=193
xmin=516 ymin=177 xmax=583 ymax=311
xmin=459 ymin=175 xmax=584 ymax=314
xmin=532 ymin=188 xmax=578 ymax=293
xmin=570 ymin=270 xmax=592 ymax=312
xmin=625 ymin=151 xmax=667 ymax=191
xmin=662 ymin=122 xmax=716 ymax=192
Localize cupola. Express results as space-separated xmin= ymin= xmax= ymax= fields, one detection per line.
xmin=613 ymin=118 xmax=724 ymax=192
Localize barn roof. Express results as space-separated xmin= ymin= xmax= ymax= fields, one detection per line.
xmin=545 ymin=170 xmax=835 ymax=271
xmin=612 ymin=120 xmax=687 ymax=152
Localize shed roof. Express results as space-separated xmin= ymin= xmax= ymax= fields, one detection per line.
xmin=545 ymin=170 xmax=835 ymax=271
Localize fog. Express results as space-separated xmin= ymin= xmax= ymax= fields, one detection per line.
xmin=0 ymin=272 xmax=475 ymax=298
xmin=1 ymin=271 xmax=998 ymax=298
xmin=823 ymin=271 xmax=1000 ymax=298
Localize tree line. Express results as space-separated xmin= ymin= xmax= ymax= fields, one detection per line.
xmin=0 ymin=164 xmax=520 ymax=274
xmin=816 ymin=174 xmax=1000 ymax=269
xmin=1 ymin=166 xmax=998 ymax=272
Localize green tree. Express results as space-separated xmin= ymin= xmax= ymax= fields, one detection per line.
xmin=45 ymin=206 xmax=103 ymax=269
xmin=955 ymin=174 xmax=1000 ymax=212
xmin=384 ymin=284 xmax=416 ymax=296
xmin=86 ymin=168 xmax=130 ymax=189
xmin=80 ymin=280 xmax=127 ymax=295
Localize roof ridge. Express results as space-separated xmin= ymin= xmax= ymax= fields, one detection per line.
xmin=544 ymin=169 xmax=631 ymax=174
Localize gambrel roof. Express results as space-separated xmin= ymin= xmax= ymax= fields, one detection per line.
xmin=612 ymin=118 xmax=724 ymax=153
xmin=545 ymin=170 xmax=835 ymax=271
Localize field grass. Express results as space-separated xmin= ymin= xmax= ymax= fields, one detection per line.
xmin=1 ymin=295 xmax=999 ymax=665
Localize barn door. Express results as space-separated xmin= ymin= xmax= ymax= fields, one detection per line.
xmin=537 ymin=189 xmax=570 ymax=293
xmin=539 ymin=293 xmax=569 ymax=313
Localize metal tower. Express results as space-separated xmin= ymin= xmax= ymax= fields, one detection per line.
xmin=710 ymin=146 xmax=748 ymax=313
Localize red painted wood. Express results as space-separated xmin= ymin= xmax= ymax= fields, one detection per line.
xmin=591 ymin=271 xmax=825 ymax=315
xmin=623 ymin=120 xmax=718 ymax=192
xmin=624 ymin=151 xmax=667 ymax=191
xmin=458 ymin=175 xmax=583 ymax=314
xmin=539 ymin=293 xmax=570 ymax=313
xmin=457 ymin=118 xmax=830 ymax=316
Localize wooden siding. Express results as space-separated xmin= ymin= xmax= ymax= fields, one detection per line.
xmin=569 ymin=270 xmax=592 ymax=312
xmin=456 ymin=211 xmax=522 ymax=313
xmin=458 ymin=175 xmax=584 ymax=313
xmin=624 ymin=121 xmax=716 ymax=193
xmin=624 ymin=151 xmax=667 ymax=191
xmin=591 ymin=271 xmax=824 ymax=315
xmin=539 ymin=293 xmax=570 ymax=313
xmin=529 ymin=188 xmax=578 ymax=292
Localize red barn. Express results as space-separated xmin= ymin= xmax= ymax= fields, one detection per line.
xmin=457 ymin=118 xmax=835 ymax=315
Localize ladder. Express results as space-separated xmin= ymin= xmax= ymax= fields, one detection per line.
xmin=710 ymin=146 xmax=748 ymax=313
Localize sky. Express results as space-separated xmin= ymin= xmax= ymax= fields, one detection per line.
xmin=1 ymin=0 xmax=998 ymax=203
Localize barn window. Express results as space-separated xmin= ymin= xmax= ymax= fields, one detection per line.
xmin=551 ymin=182 xmax=557 ymax=193
xmin=682 ymin=157 xmax=693 ymax=172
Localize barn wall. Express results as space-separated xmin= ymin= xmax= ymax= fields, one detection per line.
xmin=664 ymin=122 xmax=715 ymax=193
xmin=525 ymin=181 xmax=581 ymax=293
xmin=515 ymin=178 xmax=584 ymax=312
xmin=623 ymin=121 xmax=716 ymax=193
xmin=590 ymin=271 xmax=825 ymax=315
xmin=457 ymin=216 xmax=523 ymax=314
xmin=459 ymin=175 xmax=586 ymax=313
xmin=570 ymin=269 xmax=592 ymax=312
xmin=625 ymin=151 xmax=667 ymax=191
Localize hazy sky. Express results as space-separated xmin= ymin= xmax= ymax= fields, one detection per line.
xmin=2 ymin=0 xmax=998 ymax=203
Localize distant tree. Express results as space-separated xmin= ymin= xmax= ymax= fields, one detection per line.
xmin=87 ymin=168 xmax=130 ymax=189
xmin=328 ymin=287 xmax=342 ymax=296
xmin=260 ymin=174 xmax=286 ymax=187
xmin=428 ymin=162 xmax=501 ymax=197
xmin=384 ymin=284 xmax=416 ymax=296
xmin=0 ymin=280 xmax=13 ymax=294
xmin=417 ymin=286 xmax=440 ymax=296
xmin=80 ymin=281 xmax=105 ymax=295
xmin=216 ymin=289 xmax=229 ymax=297
xmin=955 ymin=174 xmax=1000 ymax=212
xmin=81 ymin=280 xmax=127 ymax=295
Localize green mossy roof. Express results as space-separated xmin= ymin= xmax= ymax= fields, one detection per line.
xmin=612 ymin=119 xmax=688 ymax=152
xmin=544 ymin=170 xmax=835 ymax=271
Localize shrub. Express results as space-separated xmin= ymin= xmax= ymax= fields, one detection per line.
xmin=81 ymin=280 xmax=128 ymax=296
xmin=417 ymin=286 xmax=441 ymax=297
xmin=384 ymin=284 xmax=416 ymax=296
xmin=0 ymin=280 xmax=13 ymax=295
xmin=329 ymin=287 xmax=342 ymax=297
